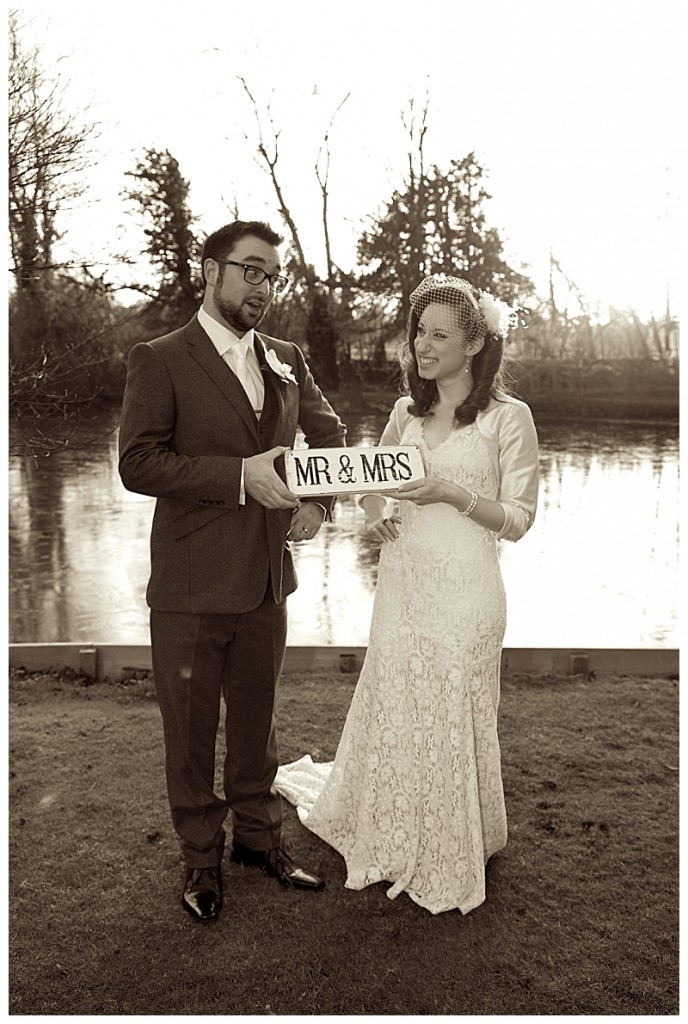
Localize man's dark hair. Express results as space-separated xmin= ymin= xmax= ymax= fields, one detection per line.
xmin=200 ymin=220 xmax=284 ymax=285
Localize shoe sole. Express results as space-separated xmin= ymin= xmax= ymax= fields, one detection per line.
xmin=181 ymin=896 xmax=221 ymax=921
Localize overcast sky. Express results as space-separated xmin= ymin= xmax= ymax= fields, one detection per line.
xmin=13 ymin=0 xmax=685 ymax=318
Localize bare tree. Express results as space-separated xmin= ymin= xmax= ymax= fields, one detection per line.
xmin=8 ymin=10 xmax=98 ymax=356
xmin=400 ymin=91 xmax=430 ymax=309
xmin=237 ymin=77 xmax=313 ymax=285
xmin=237 ymin=79 xmax=351 ymax=386
xmin=6 ymin=12 xmax=143 ymax=456
xmin=545 ymin=253 xmax=596 ymax=359
xmin=315 ymin=91 xmax=350 ymax=294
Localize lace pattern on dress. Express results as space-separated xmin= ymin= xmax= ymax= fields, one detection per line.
xmin=275 ymin=418 xmax=508 ymax=914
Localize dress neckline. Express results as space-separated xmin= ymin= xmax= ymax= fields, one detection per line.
xmin=421 ymin=414 xmax=475 ymax=452
xmin=421 ymin=419 xmax=454 ymax=452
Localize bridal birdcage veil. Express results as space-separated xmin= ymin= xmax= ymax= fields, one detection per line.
xmin=409 ymin=275 xmax=515 ymax=343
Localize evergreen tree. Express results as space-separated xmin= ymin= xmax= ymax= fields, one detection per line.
xmin=356 ymin=153 xmax=533 ymax=328
xmin=123 ymin=149 xmax=202 ymax=324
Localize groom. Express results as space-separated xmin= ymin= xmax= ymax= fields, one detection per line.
xmin=119 ymin=220 xmax=346 ymax=921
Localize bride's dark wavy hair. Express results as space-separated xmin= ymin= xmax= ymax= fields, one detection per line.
xmin=400 ymin=280 xmax=511 ymax=426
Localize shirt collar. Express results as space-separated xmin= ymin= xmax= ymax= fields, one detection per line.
xmin=198 ymin=305 xmax=254 ymax=358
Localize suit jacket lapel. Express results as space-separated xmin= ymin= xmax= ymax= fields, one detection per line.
xmin=255 ymin=333 xmax=285 ymax=441
xmin=185 ymin=315 xmax=258 ymax=437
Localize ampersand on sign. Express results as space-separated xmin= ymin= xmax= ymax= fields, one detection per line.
xmin=337 ymin=453 xmax=357 ymax=485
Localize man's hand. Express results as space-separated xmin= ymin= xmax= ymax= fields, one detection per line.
xmin=244 ymin=447 xmax=299 ymax=509
xmin=287 ymin=503 xmax=325 ymax=542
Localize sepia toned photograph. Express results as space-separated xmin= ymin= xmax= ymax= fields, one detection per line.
xmin=7 ymin=0 xmax=679 ymax=1016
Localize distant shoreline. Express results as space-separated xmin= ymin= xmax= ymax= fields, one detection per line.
xmin=8 ymin=356 xmax=679 ymax=450
xmin=332 ymin=386 xmax=679 ymax=425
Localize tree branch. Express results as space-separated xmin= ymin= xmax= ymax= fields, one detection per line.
xmin=315 ymin=92 xmax=350 ymax=291
xmin=237 ymin=76 xmax=312 ymax=282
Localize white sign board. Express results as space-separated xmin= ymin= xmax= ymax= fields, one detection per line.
xmin=285 ymin=445 xmax=425 ymax=496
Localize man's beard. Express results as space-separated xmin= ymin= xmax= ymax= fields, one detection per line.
xmin=214 ymin=281 xmax=267 ymax=334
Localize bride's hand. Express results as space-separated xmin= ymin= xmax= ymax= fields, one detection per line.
xmin=366 ymin=514 xmax=401 ymax=543
xmin=385 ymin=478 xmax=451 ymax=506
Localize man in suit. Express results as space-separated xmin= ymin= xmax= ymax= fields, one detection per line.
xmin=119 ymin=220 xmax=346 ymax=921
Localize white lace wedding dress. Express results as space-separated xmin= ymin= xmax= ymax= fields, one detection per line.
xmin=275 ymin=413 xmax=508 ymax=914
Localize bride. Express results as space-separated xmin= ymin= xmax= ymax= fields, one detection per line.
xmin=276 ymin=275 xmax=539 ymax=915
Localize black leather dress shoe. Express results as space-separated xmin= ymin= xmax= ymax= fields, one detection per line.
xmin=181 ymin=865 xmax=223 ymax=921
xmin=231 ymin=842 xmax=325 ymax=891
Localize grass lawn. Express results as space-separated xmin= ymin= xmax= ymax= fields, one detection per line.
xmin=8 ymin=667 xmax=678 ymax=1015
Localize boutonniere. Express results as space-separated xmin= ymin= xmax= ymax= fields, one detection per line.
xmin=265 ymin=348 xmax=298 ymax=385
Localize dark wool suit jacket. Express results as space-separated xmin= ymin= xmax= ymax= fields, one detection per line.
xmin=118 ymin=314 xmax=346 ymax=614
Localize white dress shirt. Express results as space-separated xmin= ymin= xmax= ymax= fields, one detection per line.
xmin=198 ymin=305 xmax=265 ymax=417
xmin=197 ymin=306 xmax=327 ymax=524
xmin=198 ymin=305 xmax=268 ymax=504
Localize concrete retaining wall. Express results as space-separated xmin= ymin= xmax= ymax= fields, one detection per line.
xmin=8 ymin=642 xmax=679 ymax=681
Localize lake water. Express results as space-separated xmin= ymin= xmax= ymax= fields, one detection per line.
xmin=8 ymin=408 xmax=679 ymax=650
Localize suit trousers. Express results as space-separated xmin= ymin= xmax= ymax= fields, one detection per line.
xmin=150 ymin=590 xmax=287 ymax=868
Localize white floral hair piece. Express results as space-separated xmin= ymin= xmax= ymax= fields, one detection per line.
xmin=477 ymin=290 xmax=516 ymax=339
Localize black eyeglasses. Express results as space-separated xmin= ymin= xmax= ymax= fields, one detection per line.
xmin=215 ymin=259 xmax=291 ymax=295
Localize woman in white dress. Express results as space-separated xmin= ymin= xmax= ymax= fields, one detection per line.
xmin=276 ymin=275 xmax=539 ymax=914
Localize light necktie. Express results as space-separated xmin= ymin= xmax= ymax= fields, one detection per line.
xmin=228 ymin=341 xmax=261 ymax=414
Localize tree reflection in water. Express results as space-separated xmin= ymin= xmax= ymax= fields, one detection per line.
xmin=8 ymin=410 xmax=679 ymax=649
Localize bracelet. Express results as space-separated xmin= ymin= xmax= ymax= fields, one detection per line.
xmin=457 ymin=491 xmax=478 ymax=517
